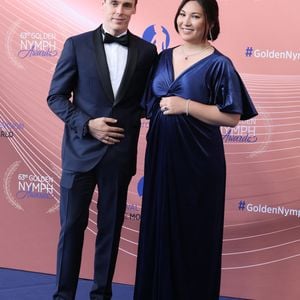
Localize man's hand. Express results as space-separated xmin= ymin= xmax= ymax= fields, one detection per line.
xmin=88 ymin=117 xmax=125 ymax=144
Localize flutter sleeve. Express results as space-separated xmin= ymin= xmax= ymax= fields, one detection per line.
xmin=210 ymin=56 xmax=258 ymax=120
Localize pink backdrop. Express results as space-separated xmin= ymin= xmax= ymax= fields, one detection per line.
xmin=0 ymin=0 xmax=300 ymax=299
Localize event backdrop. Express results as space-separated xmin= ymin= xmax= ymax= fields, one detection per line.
xmin=1 ymin=0 xmax=299 ymax=299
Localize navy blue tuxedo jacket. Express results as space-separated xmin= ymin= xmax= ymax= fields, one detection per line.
xmin=48 ymin=26 xmax=157 ymax=176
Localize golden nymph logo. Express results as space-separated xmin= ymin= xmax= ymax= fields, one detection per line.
xmin=3 ymin=161 xmax=59 ymax=213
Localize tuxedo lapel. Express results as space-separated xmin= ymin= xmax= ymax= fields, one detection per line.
xmin=92 ymin=27 xmax=114 ymax=103
xmin=115 ymin=32 xmax=138 ymax=105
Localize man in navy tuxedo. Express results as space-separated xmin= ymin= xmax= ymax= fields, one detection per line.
xmin=47 ymin=0 xmax=157 ymax=299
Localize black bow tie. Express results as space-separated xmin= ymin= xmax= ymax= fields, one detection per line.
xmin=103 ymin=31 xmax=129 ymax=46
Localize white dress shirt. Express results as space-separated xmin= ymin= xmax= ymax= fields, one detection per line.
xmin=102 ymin=27 xmax=128 ymax=99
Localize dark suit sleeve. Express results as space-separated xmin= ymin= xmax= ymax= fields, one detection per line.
xmin=47 ymin=37 xmax=91 ymax=138
xmin=139 ymin=45 xmax=159 ymax=119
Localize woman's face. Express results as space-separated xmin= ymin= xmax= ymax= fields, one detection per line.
xmin=176 ymin=0 xmax=207 ymax=43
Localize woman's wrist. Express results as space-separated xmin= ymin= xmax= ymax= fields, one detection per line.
xmin=185 ymin=99 xmax=190 ymax=116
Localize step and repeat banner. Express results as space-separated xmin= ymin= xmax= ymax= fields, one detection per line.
xmin=0 ymin=0 xmax=299 ymax=299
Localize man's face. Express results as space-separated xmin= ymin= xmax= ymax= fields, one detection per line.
xmin=102 ymin=0 xmax=136 ymax=36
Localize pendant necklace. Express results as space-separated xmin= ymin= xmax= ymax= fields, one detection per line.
xmin=182 ymin=44 xmax=212 ymax=60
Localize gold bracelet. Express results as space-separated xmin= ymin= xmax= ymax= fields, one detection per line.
xmin=185 ymin=99 xmax=190 ymax=116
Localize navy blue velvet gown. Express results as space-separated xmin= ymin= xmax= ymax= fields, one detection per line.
xmin=134 ymin=48 xmax=257 ymax=300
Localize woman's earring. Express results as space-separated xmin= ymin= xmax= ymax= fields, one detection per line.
xmin=209 ymin=29 xmax=213 ymax=41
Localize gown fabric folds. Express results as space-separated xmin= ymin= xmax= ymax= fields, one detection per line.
xmin=134 ymin=48 xmax=258 ymax=300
